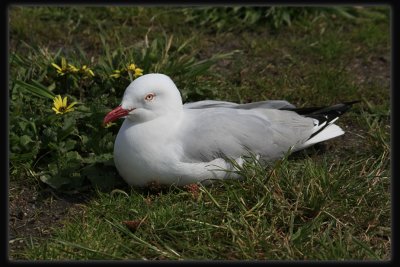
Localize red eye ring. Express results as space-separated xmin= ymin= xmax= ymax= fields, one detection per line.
xmin=144 ymin=93 xmax=155 ymax=101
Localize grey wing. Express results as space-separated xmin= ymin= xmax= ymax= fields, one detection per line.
xmin=184 ymin=100 xmax=296 ymax=110
xmin=178 ymin=108 xmax=314 ymax=163
xmin=184 ymin=100 xmax=239 ymax=109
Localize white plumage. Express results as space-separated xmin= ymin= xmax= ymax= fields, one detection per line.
xmin=104 ymin=73 xmax=355 ymax=186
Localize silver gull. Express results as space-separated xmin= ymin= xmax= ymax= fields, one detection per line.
xmin=104 ymin=73 xmax=357 ymax=186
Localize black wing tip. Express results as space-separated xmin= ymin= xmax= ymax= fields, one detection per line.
xmin=304 ymin=100 xmax=360 ymax=140
xmin=311 ymin=100 xmax=360 ymax=114
xmin=297 ymin=100 xmax=360 ymax=125
xmin=282 ymin=100 xmax=360 ymax=116
xmin=342 ymin=100 xmax=361 ymax=105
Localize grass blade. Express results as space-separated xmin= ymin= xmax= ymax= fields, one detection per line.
xmin=14 ymin=80 xmax=55 ymax=100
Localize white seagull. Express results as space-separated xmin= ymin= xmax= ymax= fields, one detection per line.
xmin=104 ymin=73 xmax=357 ymax=186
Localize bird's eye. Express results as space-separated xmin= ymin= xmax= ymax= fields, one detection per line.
xmin=144 ymin=93 xmax=155 ymax=101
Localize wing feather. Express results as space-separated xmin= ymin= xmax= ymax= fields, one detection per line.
xmin=178 ymin=108 xmax=314 ymax=162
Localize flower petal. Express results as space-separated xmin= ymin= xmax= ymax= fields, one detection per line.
xmin=127 ymin=64 xmax=136 ymax=71
xmin=110 ymin=73 xmax=120 ymax=78
xmin=134 ymin=68 xmax=143 ymax=78
xmin=66 ymin=101 xmax=78 ymax=110
xmin=61 ymin=57 xmax=67 ymax=70
xmin=52 ymin=107 xmax=61 ymax=114
xmin=62 ymin=96 xmax=67 ymax=107
xmin=51 ymin=63 xmax=62 ymax=71
xmin=53 ymin=95 xmax=62 ymax=108
xmin=104 ymin=122 xmax=116 ymax=128
xmin=68 ymin=64 xmax=79 ymax=72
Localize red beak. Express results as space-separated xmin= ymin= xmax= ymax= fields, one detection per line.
xmin=103 ymin=106 xmax=134 ymax=125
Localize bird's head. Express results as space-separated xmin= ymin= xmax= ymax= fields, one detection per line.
xmin=103 ymin=73 xmax=183 ymax=125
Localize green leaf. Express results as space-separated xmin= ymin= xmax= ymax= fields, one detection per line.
xmin=65 ymin=151 xmax=82 ymax=162
xmin=82 ymin=153 xmax=113 ymax=164
xmin=64 ymin=140 xmax=77 ymax=151
xmin=14 ymin=80 xmax=55 ymax=100
xmin=19 ymin=135 xmax=33 ymax=146
xmin=282 ymin=12 xmax=292 ymax=26
xmin=10 ymin=150 xmax=38 ymax=163
xmin=58 ymin=117 xmax=77 ymax=141
xmin=47 ymin=82 xmax=56 ymax=91
xmin=40 ymin=173 xmax=70 ymax=189
xmin=17 ymin=121 xmax=28 ymax=132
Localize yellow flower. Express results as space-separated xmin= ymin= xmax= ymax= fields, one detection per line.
xmin=52 ymin=95 xmax=78 ymax=115
xmin=51 ymin=57 xmax=70 ymax=76
xmin=127 ymin=63 xmax=143 ymax=78
xmin=127 ymin=64 xmax=136 ymax=72
xmin=81 ymin=65 xmax=95 ymax=77
xmin=110 ymin=70 xmax=121 ymax=79
xmin=52 ymin=63 xmax=68 ymax=76
xmin=110 ymin=63 xmax=143 ymax=80
xmin=134 ymin=67 xmax=143 ymax=78
xmin=104 ymin=122 xmax=116 ymax=128
xmin=51 ymin=58 xmax=94 ymax=77
xmin=68 ymin=64 xmax=79 ymax=73
xmin=51 ymin=63 xmax=63 ymax=74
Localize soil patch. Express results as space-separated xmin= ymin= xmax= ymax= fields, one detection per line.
xmin=8 ymin=181 xmax=93 ymax=259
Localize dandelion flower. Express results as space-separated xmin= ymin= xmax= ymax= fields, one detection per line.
xmin=52 ymin=95 xmax=78 ymax=115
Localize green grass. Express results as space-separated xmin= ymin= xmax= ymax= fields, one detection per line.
xmin=9 ymin=6 xmax=390 ymax=260
xmin=19 ymin=152 xmax=390 ymax=260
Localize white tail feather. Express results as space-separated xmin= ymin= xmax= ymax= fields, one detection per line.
xmin=295 ymin=124 xmax=345 ymax=151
